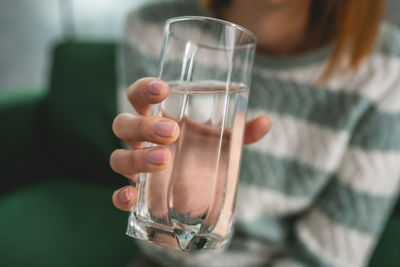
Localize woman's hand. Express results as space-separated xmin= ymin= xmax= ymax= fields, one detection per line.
xmin=110 ymin=77 xmax=271 ymax=212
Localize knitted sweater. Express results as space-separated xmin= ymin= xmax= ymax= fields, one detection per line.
xmin=118 ymin=1 xmax=400 ymax=266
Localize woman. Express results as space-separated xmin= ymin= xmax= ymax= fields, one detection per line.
xmin=110 ymin=0 xmax=400 ymax=266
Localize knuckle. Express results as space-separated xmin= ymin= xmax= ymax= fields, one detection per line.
xmin=113 ymin=113 xmax=140 ymax=141
xmin=127 ymin=86 xmax=140 ymax=108
xmin=112 ymin=191 xmax=119 ymax=207
xmin=126 ymin=79 xmax=143 ymax=97
xmin=112 ymin=115 xmax=122 ymax=135
xmin=112 ymin=113 xmax=128 ymax=134
xmin=109 ymin=150 xmax=121 ymax=172
xmin=126 ymin=87 xmax=137 ymax=106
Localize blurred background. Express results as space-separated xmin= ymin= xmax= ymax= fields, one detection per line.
xmin=0 ymin=0 xmax=399 ymax=266
xmin=0 ymin=0 xmax=165 ymax=94
xmin=0 ymin=1 xmax=168 ymax=267
xmin=0 ymin=0 xmax=399 ymax=94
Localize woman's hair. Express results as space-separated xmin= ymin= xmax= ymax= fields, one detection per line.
xmin=203 ymin=0 xmax=385 ymax=80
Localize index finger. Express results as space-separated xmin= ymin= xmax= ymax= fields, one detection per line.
xmin=127 ymin=77 xmax=170 ymax=115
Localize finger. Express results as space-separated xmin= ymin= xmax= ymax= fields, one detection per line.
xmin=112 ymin=113 xmax=180 ymax=148
xmin=112 ymin=186 xmax=137 ymax=212
xmin=244 ymin=115 xmax=271 ymax=145
xmin=127 ymin=77 xmax=170 ymax=115
xmin=110 ymin=147 xmax=172 ymax=179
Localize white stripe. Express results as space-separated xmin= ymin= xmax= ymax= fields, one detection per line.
xmin=246 ymin=110 xmax=349 ymax=173
xmin=253 ymin=54 xmax=400 ymax=113
xmin=297 ymin=210 xmax=375 ymax=267
xmin=235 ymin=184 xmax=311 ymax=220
xmin=337 ymin=147 xmax=400 ymax=197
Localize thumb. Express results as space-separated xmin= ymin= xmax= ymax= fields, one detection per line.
xmin=244 ymin=115 xmax=271 ymax=145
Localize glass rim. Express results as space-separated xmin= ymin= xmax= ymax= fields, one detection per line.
xmin=165 ymin=16 xmax=257 ymax=50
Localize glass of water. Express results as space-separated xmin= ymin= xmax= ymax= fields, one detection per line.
xmin=127 ymin=16 xmax=257 ymax=251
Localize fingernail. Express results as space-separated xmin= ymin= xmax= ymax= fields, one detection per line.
xmin=148 ymin=81 xmax=166 ymax=95
xmin=118 ymin=188 xmax=131 ymax=204
xmin=145 ymin=149 xmax=169 ymax=165
xmin=153 ymin=121 xmax=177 ymax=137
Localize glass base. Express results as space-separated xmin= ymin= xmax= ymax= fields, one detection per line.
xmin=126 ymin=212 xmax=228 ymax=251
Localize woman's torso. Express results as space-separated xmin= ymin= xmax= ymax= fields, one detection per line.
xmin=120 ymin=1 xmax=400 ymax=266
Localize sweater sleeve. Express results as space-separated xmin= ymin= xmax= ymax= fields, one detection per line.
xmin=271 ymin=93 xmax=400 ymax=267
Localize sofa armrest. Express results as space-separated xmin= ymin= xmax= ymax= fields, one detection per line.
xmin=0 ymin=90 xmax=47 ymax=194
xmin=46 ymin=41 xmax=123 ymax=185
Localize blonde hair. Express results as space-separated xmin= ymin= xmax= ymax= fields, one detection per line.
xmin=203 ymin=0 xmax=385 ymax=80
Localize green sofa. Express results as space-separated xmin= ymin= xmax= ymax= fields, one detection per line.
xmin=0 ymin=40 xmax=398 ymax=266
xmin=0 ymin=41 xmax=138 ymax=266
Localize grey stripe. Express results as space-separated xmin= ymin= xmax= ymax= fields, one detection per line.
xmin=249 ymin=75 xmax=400 ymax=150
xmin=240 ymin=150 xmax=331 ymax=198
xmin=248 ymin=75 xmax=371 ymax=130
xmin=348 ymin=107 xmax=400 ymax=151
xmin=317 ymin=177 xmax=396 ymax=235
xmin=377 ymin=23 xmax=400 ymax=58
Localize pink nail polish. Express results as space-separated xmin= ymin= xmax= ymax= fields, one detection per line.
xmin=145 ymin=149 xmax=169 ymax=165
xmin=153 ymin=121 xmax=177 ymax=137
xmin=118 ymin=188 xmax=131 ymax=204
xmin=148 ymin=81 xmax=166 ymax=95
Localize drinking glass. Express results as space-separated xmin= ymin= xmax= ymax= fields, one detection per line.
xmin=127 ymin=16 xmax=256 ymax=251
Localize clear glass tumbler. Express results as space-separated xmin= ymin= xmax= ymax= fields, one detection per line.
xmin=127 ymin=16 xmax=256 ymax=251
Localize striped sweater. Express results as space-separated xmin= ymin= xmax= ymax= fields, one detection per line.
xmin=118 ymin=1 xmax=400 ymax=266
